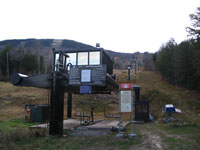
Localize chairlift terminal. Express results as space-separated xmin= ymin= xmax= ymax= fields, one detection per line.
xmin=10 ymin=47 xmax=118 ymax=135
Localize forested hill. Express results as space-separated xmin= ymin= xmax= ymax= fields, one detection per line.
xmin=0 ymin=39 xmax=95 ymax=55
xmin=0 ymin=39 xmax=154 ymax=76
xmin=105 ymin=50 xmax=154 ymax=70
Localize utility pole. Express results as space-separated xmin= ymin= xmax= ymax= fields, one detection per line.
xmin=134 ymin=58 xmax=137 ymax=74
xmin=6 ymin=51 xmax=9 ymax=78
xmin=128 ymin=66 xmax=131 ymax=80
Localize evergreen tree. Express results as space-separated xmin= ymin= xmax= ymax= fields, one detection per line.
xmin=175 ymin=41 xmax=195 ymax=89
xmin=186 ymin=7 xmax=200 ymax=40
xmin=0 ymin=44 xmax=13 ymax=76
xmin=39 ymin=55 xmax=45 ymax=73
xmin=156 ymin=39 xmax=177 ymax=83
xmin=21 ymin=52 xmax=38 ymax=74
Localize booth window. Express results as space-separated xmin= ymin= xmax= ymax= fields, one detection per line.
xmin=67 ymin=53 xmax=77 ymax=65
xmin=89 ymin=51 xmax=100 ymax=65
xmin=78 ymin=52 xmax=88 ymax=65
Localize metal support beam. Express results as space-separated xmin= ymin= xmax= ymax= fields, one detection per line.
xmin=67 ymin=92 xmax=72 ymax=118
xmin=10 ymin=73 xmax=51 ymax=89
xmin=49 ymin=72 xmax=64 ymax=136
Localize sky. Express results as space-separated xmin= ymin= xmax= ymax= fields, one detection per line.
xmin=0 ymin=0 xmax=199 ymax=53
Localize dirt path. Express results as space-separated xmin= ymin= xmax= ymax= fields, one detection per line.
xmin=130 ymin=123 xmax=168 ymax=150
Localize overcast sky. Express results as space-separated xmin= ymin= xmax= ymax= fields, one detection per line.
xmin=0 ymin=0 xmax=199 ymax=53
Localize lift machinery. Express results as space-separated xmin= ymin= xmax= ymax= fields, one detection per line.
xmin=10 ymin=47 xmax=118 ymax=135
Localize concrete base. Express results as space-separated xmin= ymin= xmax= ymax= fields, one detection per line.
xmin=76 ymin=120 xmax=128 ymax=130
xmin=29 ymin=119 xmax=129 ymax=131
xmin=29 ymin=119 xmax=80 ymax=129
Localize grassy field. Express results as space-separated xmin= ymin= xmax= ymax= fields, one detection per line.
xmin=0 ymin=119 xmax=141 ymax=150
xmin=0 ymin=70 xmax=200 ymax=149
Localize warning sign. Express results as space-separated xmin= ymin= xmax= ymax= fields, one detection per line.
xmin=120 ymin=90 xmax=132 ymax=112
xmin=120 ymin=83 xmax=132 ymax=90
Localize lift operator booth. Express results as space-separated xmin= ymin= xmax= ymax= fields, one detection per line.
xmin=10 ymin=47 xmax=118 ymax=136
xmin=54 ymin=48 xmax=117 ymax=94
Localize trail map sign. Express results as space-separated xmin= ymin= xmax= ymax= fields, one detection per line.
xmin=120 ymin=90 xmax=132 ymax=112
xmin=119 ymin=83 xmax=133 ymax=112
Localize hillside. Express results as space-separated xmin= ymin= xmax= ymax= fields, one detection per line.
xmin=0 ymin=39 xmax=95 ymax=54
xmin=0 ymin=70 xmax=200 ymax=149
xmin=0 ymin=39 xmax=154 ymax=71
xmin=1 ymin=70 xmax=199 ymax=122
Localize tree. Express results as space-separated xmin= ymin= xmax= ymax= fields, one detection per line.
xmin=143 ymin=52 xmax=155 ymax=71
xmin=155 ymin=38 xmax=200 ymax=90
xmin=186 ymin=7 xmax=200 ymax=40
xmin=186 ymin=8 xmax=200 ymax=90
xmin=156 ymin=39 xmax=177 ymax=83
xmin=39 ymin=56 xmax=45 ymax=74
xmin=153 ymin=8 xmax=200 ymax=91
xmin=11 ymin=46 xmax=25 ymax=73
xmin=0 ymin=44 xmax=13 ymax=76
xmin=175 ymin=41 xmax=196 ymax=89
xmin=21 ymin=52 xmax=38 ymax=74
xmin=152 ymin=52 xmax=157 ymax=71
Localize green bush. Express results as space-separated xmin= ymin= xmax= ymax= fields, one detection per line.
xmin=141 ymin=89 xmax=174 ymax=119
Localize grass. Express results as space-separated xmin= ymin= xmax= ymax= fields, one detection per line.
xmin=157 ymin=122 xmax=200 ymax=150
xmin=160 ymin=122 xmax=200 ymax=135
xmin=0 ymin=81 xmax=49 ymax=120
xmin=163 ymin=137 xmax=185 ymax=150
xmin=134 ymin=71 xmax=200 ymax=125
xmin=0 ymin=127 xmax=141 ymax=150
xmin=0 ymin=117 xmax=141 ymax=150
xmin=0 ymin=118 xmax=37 ymax=133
